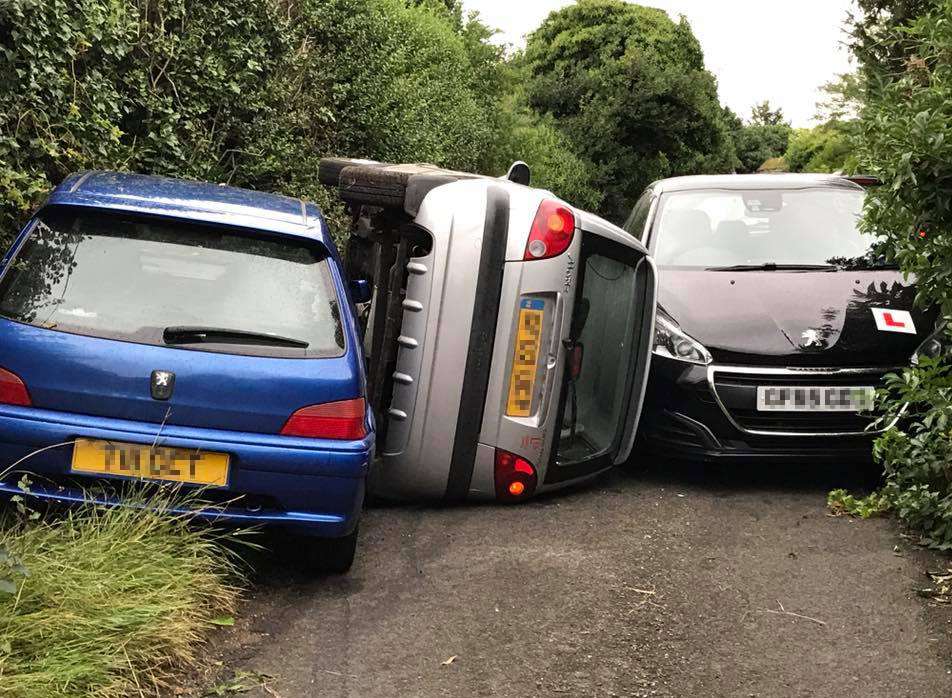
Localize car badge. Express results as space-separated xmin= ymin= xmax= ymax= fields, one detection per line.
xmin=150 ymin=370 xmax=175 ymax=401
xmin=871 ymin=307 xmax=917 ymax=334
xmin=800 ymin=329 xmax=823 ymax=348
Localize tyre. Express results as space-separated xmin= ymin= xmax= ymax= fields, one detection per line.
xmin=337 ymin=165 xmax=410 ymax=208
xmin=318 ymin=157 xmax=381 ymax=187
xmin=300 ymin=527 xmax=359 ymax=574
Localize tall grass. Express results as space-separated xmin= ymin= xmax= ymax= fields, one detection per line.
xmin=0 ymin=493 xmax=244 ymax=698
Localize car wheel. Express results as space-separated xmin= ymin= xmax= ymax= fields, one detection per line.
xmin=337 ymin=166 xmax=408 ymax=208
xmin=318 ymin=157 xmax=379 ymax=187
xmin=301 ymin=527 xmax=359 ymax=575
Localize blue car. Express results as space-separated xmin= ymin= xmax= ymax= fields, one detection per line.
xmin=0 ymin=172 xmax=372 ymax=572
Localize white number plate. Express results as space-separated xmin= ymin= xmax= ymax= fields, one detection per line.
xmin=756 ymin=386 xmax=875 ymax=412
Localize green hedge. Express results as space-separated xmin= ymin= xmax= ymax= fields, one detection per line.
xmin=1 ymin=0 xmax=586 ymax=247
xmin=850 ymin=0 xmax=952 ymax=550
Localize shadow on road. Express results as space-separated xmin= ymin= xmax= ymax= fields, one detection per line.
xmin=622 ymin=452 xmax=882 ymax=494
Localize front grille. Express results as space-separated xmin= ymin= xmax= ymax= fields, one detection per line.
xmin=729 ymin=410 xmax=874 ymax=434
xmin=710 ymin=367 xmax=889 ymax=435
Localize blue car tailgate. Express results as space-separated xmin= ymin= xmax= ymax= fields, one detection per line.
xmin=0 ymin=319 xmax=360 ymax=434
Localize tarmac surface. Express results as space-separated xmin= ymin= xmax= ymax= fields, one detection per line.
xmin=206 ymin=459 xmax=952 ymax=697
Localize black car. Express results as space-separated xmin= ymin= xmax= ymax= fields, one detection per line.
xmin=624 ymin=174 xmax=941 ymax=461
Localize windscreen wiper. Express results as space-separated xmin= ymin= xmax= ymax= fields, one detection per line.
xmin=163 ymin=326 xmax=309 ymax=348
xmin=706 ymin=263 xmax=838 ymax=272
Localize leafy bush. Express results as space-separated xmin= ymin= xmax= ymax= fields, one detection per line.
xmin=0 ymin=0 xmax=297 ymax=241
xmin=0 ymin=0 xmax=558 ymax=248
xmin=489 ymin=103 xmax=603 ymax=212
xmin=828 ymin=488 xmax=890 ymax=519
xmin=845 ymin=0 xmax=952 ymax=549
xmin=784 ymin=124 xmax=855 ymax=174
xmin=0 ymin=495 xmax=242 ymax=697
xmin=733 ymin=124 xmax=792 ymax=174
xmin=866 ymin=359 xmax=952 ymax=549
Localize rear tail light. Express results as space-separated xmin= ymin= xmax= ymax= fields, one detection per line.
xmin=0 ymin=367 xmax=31 ymax=407
xmin=280 ymin=398 xmax=367 ymax=440
xmin=524 ymin=200 xmax=575 ymax=261
xmin=494 ymin=449 xmax=537 ymax=502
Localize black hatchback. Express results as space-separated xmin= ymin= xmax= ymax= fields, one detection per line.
xmin=624 ymin=174 xmax=940 ymax=461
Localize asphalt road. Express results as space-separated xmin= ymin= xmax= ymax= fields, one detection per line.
xmin=210 ymin=460 xmax=952 ymax=697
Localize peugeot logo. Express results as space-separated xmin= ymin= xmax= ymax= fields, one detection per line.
xmin=800 ymin=329 xmax=823 ymax=348
xmin=150 ymin=370 xmax=175 ymax=401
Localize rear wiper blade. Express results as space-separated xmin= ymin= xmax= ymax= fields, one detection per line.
xmin=706 ymin=263 xmax=838 ymax=272
xmin=163 ymin=326 xmax=309 ymax=348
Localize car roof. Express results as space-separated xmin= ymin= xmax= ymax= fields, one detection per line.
xmin=45 ymin=171 xmax=329 ymax=244
xmin=652 ymin=173 xmax=866 ymax=194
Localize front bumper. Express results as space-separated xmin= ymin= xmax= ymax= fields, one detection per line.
xmin=639 ymin=355 xmax=886 ymax=461
xmin=0 ymin=404 xmax=371 ymax=537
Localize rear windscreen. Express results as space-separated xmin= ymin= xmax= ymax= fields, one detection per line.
xmin=0 ymin=209 xmax=345 ymax=358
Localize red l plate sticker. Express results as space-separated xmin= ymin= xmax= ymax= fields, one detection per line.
xmin=871 ymin=307 xmax=917 ymax=334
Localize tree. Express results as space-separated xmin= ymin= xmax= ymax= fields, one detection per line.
xmin=407 ymin=0 xmax=464 ymax=30
xmin=778 ymin=73 xmax=860 ymax=175
xmin=523 ymin=0 xmax=735 ymax=223
xmin=725 ymin=101 xmax=791 ymax=173
xmin=815 ymin=73 xmax=862 ymax=123
xmin=732 ymin=123 xmax=791 ymax=173
xmin=750 ymin=100 xmax=786 ymax=126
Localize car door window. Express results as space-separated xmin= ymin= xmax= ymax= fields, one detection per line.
xmin=552 ymin=235 xmax=643 ymax=474
xmin=622 ymin=190 xmax=653 ymax=240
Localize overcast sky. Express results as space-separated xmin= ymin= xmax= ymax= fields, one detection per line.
xmin=460 ymin=0 xmax=857 ymax=127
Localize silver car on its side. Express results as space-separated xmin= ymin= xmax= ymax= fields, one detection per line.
xmin=320 ymin=159 xmax=658 ymax=502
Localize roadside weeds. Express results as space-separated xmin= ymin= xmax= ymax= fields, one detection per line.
xmin=0 ymin=490 xmax=247 ymax=698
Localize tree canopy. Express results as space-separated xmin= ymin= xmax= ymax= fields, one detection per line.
xmin=749 ymin=101 xmax=786 ymax=127
xmin=0 ymin=0 xmax=603 ymax=242
xmin=522 ymin=0 xmax=734 ymax=223
xmin=1 ymin=0 xmax=745 ymax=238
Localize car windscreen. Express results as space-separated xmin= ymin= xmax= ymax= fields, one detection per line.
xmin=652 ymin=187 xmax=887 ymax=270
xmin=0 ymin=209 xmax=345 ymax=358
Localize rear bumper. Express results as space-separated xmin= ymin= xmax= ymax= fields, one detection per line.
xmin=639 ymin=357 xmax=879 ymax=462
xmin=0 ymin=404 xmax=371 ymax=536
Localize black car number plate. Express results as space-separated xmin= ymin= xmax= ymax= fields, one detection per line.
xmin=756 ymin=386 xmax=875 ymax=412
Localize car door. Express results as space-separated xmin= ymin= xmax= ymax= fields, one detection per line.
xmin=542 ymin=227 xmax=657 ymax=486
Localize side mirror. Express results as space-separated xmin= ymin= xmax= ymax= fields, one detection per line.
xmin=506 ymin=161 xmax=531 ymax=186
xmin=350 ymin=279 xmax=372 ymax=304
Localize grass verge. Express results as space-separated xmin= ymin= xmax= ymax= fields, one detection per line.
xmin=0 ymin=492 xmax=244 ymax=698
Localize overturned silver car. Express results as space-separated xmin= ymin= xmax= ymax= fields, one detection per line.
xmin=321 ymin=159 xmax=658 ymax=502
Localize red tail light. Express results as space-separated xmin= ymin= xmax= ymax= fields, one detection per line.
xmin=524 ymin=200 xmax=575 ymax=261
xmin=0 ymin=367 xmax=31 ymax=407
xmin=280 ymin=398 xmax=367 ymax=439
xmin=494 ymin=449 xmax=537 ymax=502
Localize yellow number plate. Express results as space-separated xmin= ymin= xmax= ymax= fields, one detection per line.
xmin=506 ymin=301 xmax=545 ymax=417
xmin=71 ymin=438 xmax=230 ymax=486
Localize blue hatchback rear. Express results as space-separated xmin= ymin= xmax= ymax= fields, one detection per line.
xmin=0 ymin=172 xmax=372 ymax=572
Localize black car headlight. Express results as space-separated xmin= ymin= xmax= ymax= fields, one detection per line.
xmin=912 ymin=321 xmax=950 ymax=365
xmin=653 ymin=314 xmax=712 ymax=365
